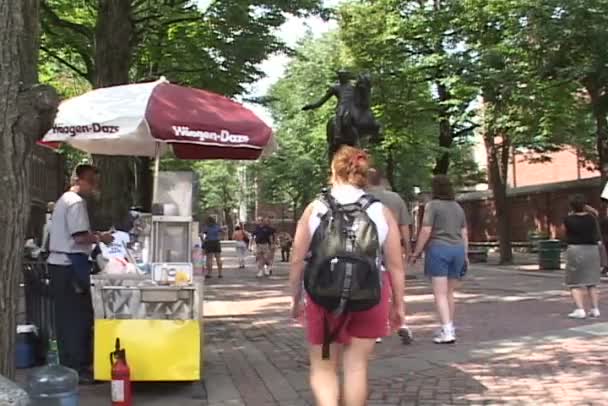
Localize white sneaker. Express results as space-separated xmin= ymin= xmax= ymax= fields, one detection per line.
xmin=433 ymin=328 xmax=455 ymax=344
xmin=568 ymin=309 xmax=586 ymax=319
xmin=256 ymin=270 xmax=264 ymax=278
xmin=589 ymin=308 xmax=601 ymax=318
xmin=264 ymin=268 xmax=271 ymax=277
xmin=433 ymin=325 xmax=454 ymax=338
xmin=375 ymin=337 xmax=383 ymax=343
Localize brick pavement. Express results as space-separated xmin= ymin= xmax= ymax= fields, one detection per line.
xmin=199 ymin=254 xmax=608 ymax=405
xmin=23 ymin=251 xmax=607 ymax=405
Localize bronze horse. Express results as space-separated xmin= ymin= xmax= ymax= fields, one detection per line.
xmin=326 ymin=74 xmax=381 ymax=159
xmin=303 ymin=71 xmax=382 ymax=162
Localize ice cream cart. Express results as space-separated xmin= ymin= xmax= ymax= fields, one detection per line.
xmin=42 ymin=77 xmax=274 ymax=381
xmin=91 ymin=171 xmax=203 ymax=381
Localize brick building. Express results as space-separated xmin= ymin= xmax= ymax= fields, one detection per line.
xmin=508 ymin=147 xmax=597 ymax=188
xmin=457 ymin=145 xmax=602 ymax=242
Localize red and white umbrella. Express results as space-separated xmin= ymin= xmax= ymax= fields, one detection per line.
xmin=42 ymin=77 xmax=275 ymax=160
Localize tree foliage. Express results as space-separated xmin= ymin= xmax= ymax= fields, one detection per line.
xmin=260 ymin=7 xmax=484 ymax=209
xmin=41 ymin=0 xmax=325 ymax=95
xmin=39 ymin=0 xmax=325 ymax=226
xmin=455 ymin=0 xmax=593 ymax=262
xmin=339 ymin=0 xmax=479 ymax=175
xmin=254 ymin=34 xmax=337 ymax=218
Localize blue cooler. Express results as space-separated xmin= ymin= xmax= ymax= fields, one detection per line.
xmin=16 ymin=325 xmax=37 ymax=369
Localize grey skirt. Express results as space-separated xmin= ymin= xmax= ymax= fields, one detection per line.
xmin=565 ymin=245 xmax=601 ymax=287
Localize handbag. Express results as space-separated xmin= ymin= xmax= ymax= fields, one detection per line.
xmin=592 ymin=215 xmax=608 ymax=270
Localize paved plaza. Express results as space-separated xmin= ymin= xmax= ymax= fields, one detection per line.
xmin=51 ymin=250 xmax=608 ymax=405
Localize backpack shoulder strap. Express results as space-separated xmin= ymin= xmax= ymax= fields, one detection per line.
xmin=356 ymin=194 xmax=379 ymax=211
xmin=317 ymin=189 xmax=340 ymax=212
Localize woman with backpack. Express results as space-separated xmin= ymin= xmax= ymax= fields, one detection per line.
xmin=289 ymin=146 xmax=406 ymax=406
xmin=411 ymin=175 xmax=468 ymax=344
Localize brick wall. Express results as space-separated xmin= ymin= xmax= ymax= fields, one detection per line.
xmin=458 ymin=177 xmax=602 ymax=242
xmin=509 ymin=147 xmax=598 ymax=188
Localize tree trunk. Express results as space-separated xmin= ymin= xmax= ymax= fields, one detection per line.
xmin=292 ymin=198 xmax=298 ymax=225
xmin=586 ymin=84 xmax=608 ymax=183
xmin=0 ymin=0 xmax=58 ymax=378
xmin=224 ymin=208 xmax=234 ymax=238
xmin=484 ymin=129 xmax=513 ymax=264
xmin=138 ymin=157 xmax=153 ymax=212
xmin=433 ymin=82 xmax=453 ymax=175
xmin=91 ymin=0 xmax=136 ymax=229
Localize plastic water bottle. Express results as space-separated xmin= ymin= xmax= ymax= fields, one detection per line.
xmin=27 ymin=339 xmax=79 ymax=406
xmin=192 ymin=244 xmax=205 ymax=275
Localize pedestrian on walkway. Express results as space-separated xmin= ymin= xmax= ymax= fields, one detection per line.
xmin=253 ymin=217 xmax=276 ymax=277
xmin=290 ymin=146 xmax=406 ymax=406
xmin=563 ymin=194 xmax=601 ymax=318
xmin=411 ymin=175 xmax=468 ymax=344
xmin=202 ymin=216 xmax=223 ymax=279
xmin=232 ymin=225 xmax=249 ymax=269
xmin=47 ymin=164 xmax=114 ymax=384
xmin=278 ymin=231 xmax=293 ymax=262
xmin=367 ymin=167 xmax=413 ymax=344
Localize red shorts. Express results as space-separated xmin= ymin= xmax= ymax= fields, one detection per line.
xmin=305 ymin=272 xmax=391 ymax=345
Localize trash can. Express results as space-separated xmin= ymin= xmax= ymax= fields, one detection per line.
xmin=538 ymin=240 xmax=561 ymax=270
xmin=528 ymin=231 xmax=549 ymax=253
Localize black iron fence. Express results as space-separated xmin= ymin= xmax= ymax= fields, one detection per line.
xmin=22 ymin=260 xmax=55 ymax=363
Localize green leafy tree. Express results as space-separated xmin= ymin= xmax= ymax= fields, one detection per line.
xmin=461 ymin=0 xmax=588 ymax=263
xmin=261 ymin=31 xmax=448 ymax=211
xmin=40 ymin=0 xmax=325 ymax=227
xmin=515 ymin=0 xmax=608 ymax=180
xmin=256 ymin=34 xmax=337 ymax=218
xmin=339 ymin=0 xmax=479 ymax=175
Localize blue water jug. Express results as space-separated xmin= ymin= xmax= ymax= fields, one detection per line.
xmin=26 ymin=340 xmax=79 ymax=406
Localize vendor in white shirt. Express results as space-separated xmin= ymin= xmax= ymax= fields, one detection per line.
xmin=47 ymin=164 xmax=113 ymax=384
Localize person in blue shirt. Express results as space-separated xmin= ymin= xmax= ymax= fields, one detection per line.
xmin=201 ymin=217 xmax=223 ymax=278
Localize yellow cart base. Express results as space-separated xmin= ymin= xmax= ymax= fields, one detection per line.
xmin=94 ymin=319 xmax=202 ymax=381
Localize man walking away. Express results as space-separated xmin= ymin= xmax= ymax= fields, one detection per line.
xmin=47 ymin=164 xmax=113 ymax=384
xmin=253 ymin=217 xmax=276 ymax=278
xmin=278 ymin=231 xmax=294 ymax=262
xmin=368 ymin=167 xmax=413 ymax=344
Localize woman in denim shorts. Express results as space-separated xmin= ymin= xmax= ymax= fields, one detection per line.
xmin=412 ymin=175 xmax=468 ymax=344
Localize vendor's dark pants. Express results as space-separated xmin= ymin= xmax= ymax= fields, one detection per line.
xmin=48 ymin=264 xmax=93 ymax=373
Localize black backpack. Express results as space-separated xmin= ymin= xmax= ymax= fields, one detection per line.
xmin=304 ymin=190 xmax=383 ymax=359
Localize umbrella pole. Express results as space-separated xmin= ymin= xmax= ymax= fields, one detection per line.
xmin=152 ymin=143 xmax=161 ymax=204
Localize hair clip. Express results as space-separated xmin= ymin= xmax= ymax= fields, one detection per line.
xmin=351 ymin=152 xmax=367 ymax=165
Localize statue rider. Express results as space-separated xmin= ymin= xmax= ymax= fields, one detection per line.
xmin=302 ymin=69 xmax=356 ymax=145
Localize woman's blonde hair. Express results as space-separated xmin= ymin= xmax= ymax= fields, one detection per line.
xmin=331 ymin=146 xmax=371 ymax=188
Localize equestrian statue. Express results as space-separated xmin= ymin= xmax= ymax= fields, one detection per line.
xmin=302 ymin=70 xmax=382 ymax=161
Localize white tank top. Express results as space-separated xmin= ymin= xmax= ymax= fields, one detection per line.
xmin=308 ymin=184 xmax=389 ymax=245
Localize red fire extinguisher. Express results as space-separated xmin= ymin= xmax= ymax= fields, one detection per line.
xmin=110 ymin=338 xmax=132 ymax=406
